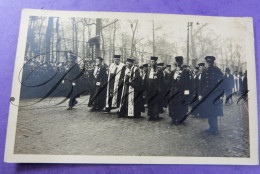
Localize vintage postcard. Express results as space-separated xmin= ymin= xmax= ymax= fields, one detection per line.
xmin=4 ymin=9 xmax=258 ymax=164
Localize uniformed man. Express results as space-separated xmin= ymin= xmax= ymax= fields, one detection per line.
xmin=118 ymin=58 xmax=144 ymax=118
xmin=198 ymin=56 xmax=224 ymax=135
xmin=145 ymin=56 xmax=164 ymax=121
xmin=105 ymin=55 xmax=126 ymax=112
xmin=89 ymin=57 xmax=108 ymax=111
xmin=62 ymin=52 xmax=83 ymax=110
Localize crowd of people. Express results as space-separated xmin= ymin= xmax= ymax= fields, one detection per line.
xmin=62 ymin=53 xmax=248 ymax=135
xmin=21 ymin=52 xmax=248 ymax=135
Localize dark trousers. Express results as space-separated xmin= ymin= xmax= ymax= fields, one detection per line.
xmin=208 ymin=116 xmax=218 ymax=133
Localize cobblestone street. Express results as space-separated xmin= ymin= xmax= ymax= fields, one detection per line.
xmin=14 ymin=95 xmax=249 ymax=157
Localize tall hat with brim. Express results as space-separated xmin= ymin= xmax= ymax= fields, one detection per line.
xmin=150 ymin=56 xmax=158 ymax=61
xmin=97 ymin=57 xmax=104 ymax=61
xmin=143 ymin=63 xmax=148 ymax=68
xmin=166 ymin=65 xmax=171 ymax=68
xmin=126 ymin=58 xmax=135 ymax=63
xmin=198 ymin=63 xmax=205 ymax=67
xmin=114 ymin=55 xmax=121 ymax=59
xmin=157 ymin=63 xmax=164 ymax=67
xmin=175 ymin=56 xmax=183 ymax=63
xmin=205 ymin=56 xmax=215 ymax=62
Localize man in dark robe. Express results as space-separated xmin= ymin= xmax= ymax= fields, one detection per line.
xmin=224 ymin=68 xmax=234 ymax=104
xmin=191 ymin=63 xmax=205 ymax=117
xmin=89 ymin=57 xmax=108 ymax=111
xmin=168 ymin=56 xmax=192 ymax=125
xmin=198 ymin=56 xmax=224 ymax=135
xmin=62 ymin=52 xmax=83 ymax=110
xmin=118 ymin=58 xmax=144 ymax=118
xmin=105 ymin=55 xmax=126 ymax=112
xmin=145 ymin=56 xmax=164 ymax=121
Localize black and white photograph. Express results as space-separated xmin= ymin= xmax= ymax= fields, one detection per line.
xmin=4 ymin=9 xmax=258 ymax=164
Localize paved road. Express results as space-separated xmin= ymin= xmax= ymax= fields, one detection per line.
xmin=14 ymin=95 xmax=249 ymax=157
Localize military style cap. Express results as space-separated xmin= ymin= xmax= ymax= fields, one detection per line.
xmin=225 ymin=68 xmax=230 ymax=72
xmin=126 ymin=58 xmax=135 ymax=63
xmin=175 ymin=56 xmax=183 ymax=63
xmin=96 ymin=57 xmax=104 ymax=61
xmin=114 ymin=55 xmax=121 ymax=59
xmin=157 ymin=63 xmax=164 ymax=67
xmin=143 ymin=63 xmax=148 ymax=68
xmin=182 ymin=65 xmax=189 ymax=68
xmin=198 ymin=63 xmax=205 ymax=67
xmin=150 ymin=56 xmax=158 ymax=61
xmin=166 ymin=65 xmax=171 ymax=68
xmin=205 ymin=56 xmax=216 ymax=62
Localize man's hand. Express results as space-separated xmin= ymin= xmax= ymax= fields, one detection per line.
xmin=72 ymin=82 xmax=76 ymax=86
xmin=198 ymin=95 xmax=202 ymax=101
xmin=62 ymin=80 xmax=64 ymax=84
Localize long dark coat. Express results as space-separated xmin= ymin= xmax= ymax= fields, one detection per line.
xmin=198 ymin=66 xmax=224 ymax=118
xmin=168 ymin=66 xmax=192 ymax=122
xmin=89 ymin=65 xmax=108 ymax=110
xmin=64 ymin=63 xmax=83 ymax=107
xmin=223 ymin=74 xmax=234 ymax=98
xmin=145 ymin=66 xmax=164 ymax=117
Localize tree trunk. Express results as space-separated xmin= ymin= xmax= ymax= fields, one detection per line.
xmin=45 ymin=17 xmax=54 ymax=62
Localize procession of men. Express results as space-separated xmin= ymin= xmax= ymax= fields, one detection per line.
xmin=58 ymin=53 xmax=248 ymax=136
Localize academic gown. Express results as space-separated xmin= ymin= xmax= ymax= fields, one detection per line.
xmin=168 ymin=66 xmax=192 ymax=123
xmin=105 ymin=62 xmax=126 ymax=109
xmin=89 ymin=64 xmax=108 ymax=111
xmin=118 ymin=66 xmax=144 ymax=117
xmin=145 ymin=66 xmax=164 ymax=118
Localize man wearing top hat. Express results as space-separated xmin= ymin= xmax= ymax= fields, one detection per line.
xmin=198 ymin=56 xmax=224 ymax=135
xmin=168 ymin=56 xmax=192 ymax=125
xmin=105 ymin=55 xmax=126 ymax=112
xmin=62 ymin=51 xmax=83 ymax=110
xmin=145 ymin=56 xmax=164 ymax=121
xmin=88 ymin=57 xmax=108 ymax=111
xmin=191 ymin=63 xmax=205 ymax=117
xmin=118 ymin=58 xmax=144 ymax=118
xmin=224 ymin=67 xmax=234 ymax=104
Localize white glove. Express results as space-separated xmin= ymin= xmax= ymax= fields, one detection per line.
xmin=72 ymin=83 xmax=76 ymax=86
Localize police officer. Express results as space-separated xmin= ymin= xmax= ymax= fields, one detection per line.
xmin=198 ymin=56 xmax=224 ymax=135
